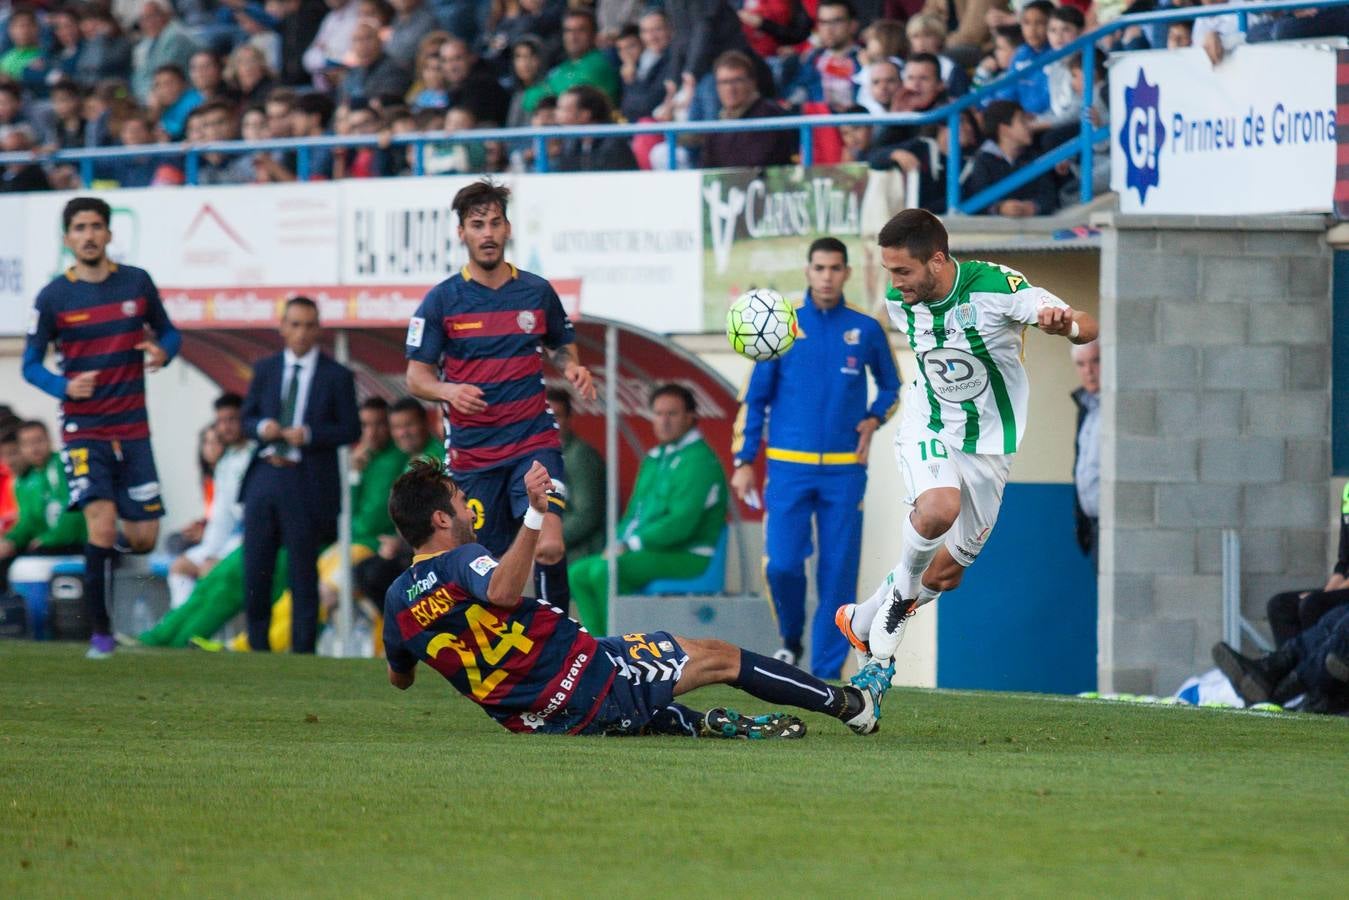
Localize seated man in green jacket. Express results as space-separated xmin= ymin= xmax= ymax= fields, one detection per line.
xmin=569 ymin=384 xmax=728 ymax=633
xmin=0 ymin=420 xmax=87 ymax=590
xmin=521 ymin=8 xmax=620 ymax=114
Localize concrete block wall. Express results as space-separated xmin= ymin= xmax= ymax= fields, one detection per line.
xmin=1095 ymin=214 xmax=1333 ymax=695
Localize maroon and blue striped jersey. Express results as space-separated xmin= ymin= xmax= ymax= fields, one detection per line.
xmin=384 ymin=544 xmax=613 ymax=734
xmin=404 ymin=264 xmax=574 ymax=475
xmin=23 ymin=264 xmax=179 ymax=442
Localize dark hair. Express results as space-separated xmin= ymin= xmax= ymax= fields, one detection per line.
xmin=808 ymin=236 xmax=849 ymax=265
xmin=563 ymin=8 xmax=597 ymax=31
xmin=265 ymin=86 xmax=298 ymax=109
xmin=650 ymin=383 xmax=696 ymax=414
xmin=818 ymin=0 xmax=856 ymax=19
xmin=877 ymin=208 xmax=949 ymax=261
xmin=362 ymin=0 xmax=395 ymax=26
xmin=905 ymin=52 xmax=941 ymax=77
xmin=1023 ymin=0 xmax=1054 ymax=19
xmin=214 ymin=392 xmax=244 ymax=410
xmin=452 ymin=179 xmax=511 ymax=223
xmin=1170 ymin=19 xmax=1194 ymax=34
xmin=295 ymin=91 xmax=334 ymax=127
xmin=0 ymin=83 xmax=22 ymax=102
xmin=562 ymin=84 xmax=612 ymax=124
xmin=190 ymin=49 xmax=222 ymax=69
xmin=62 ymin=196 xmax=111 ymax=231
xmin=360 ymin=396 xmax=390 ymax=413
xmin=513 ymin=34 xmax=543 ymax=55
xmin=994 ymin=24 xmax=1025 ymax=46
xmin=712 ymin=50 xmax=756 ymax=77
xmin=284 ymin=295 xmax=318 ymax=318
xmin=197 ymin=424 xmax=217 ymax=479
xmin=1050 ymin=6 xmax=1085 ymax=30
xmin=390 ymin=396 xmax=428 ymax=421
xmin=982 ymin=99 xmax=1022 ymax=140
xmin=534 ymin=96 xmax=558 ymax=113
xmin=546 ymin=386 xmax=573 ymax=417
xmin=7 ymin=6 xmax=37 ymax=25
xmin=616 ymin=23 xmax=640 ymax=42
xmin=153 ymin=63 xmax=187 ymax=82
xmin=388 ymin=457 xmax=457 ymax=548
xmin=50 ymin=80 xmax=83 ymax=99
xmin=16 ymin=419 xmax=47 ymax=436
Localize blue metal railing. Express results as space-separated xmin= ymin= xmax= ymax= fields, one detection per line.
xmin=0 ymin=0 xmax=1337 ymax=213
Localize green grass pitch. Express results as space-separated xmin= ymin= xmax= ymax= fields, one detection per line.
xmin=3 ymin=642 xmax=1346 ymax=897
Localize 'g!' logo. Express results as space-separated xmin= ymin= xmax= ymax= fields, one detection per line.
xmin=1118 ymin=69 xmax=1165 ymax=204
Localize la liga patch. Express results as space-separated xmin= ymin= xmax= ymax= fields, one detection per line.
xmin=469 ymin=555 xmax=498 ymax=577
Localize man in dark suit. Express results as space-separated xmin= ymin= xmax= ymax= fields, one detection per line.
xmin=1071 ymin=340 xmax=1099 ymax=567
xmin=240 ymin=296 xmax=360 ymax=653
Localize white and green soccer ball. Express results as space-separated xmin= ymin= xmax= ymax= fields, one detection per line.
xmin=725 ymin=289 xmax=798 ymax=362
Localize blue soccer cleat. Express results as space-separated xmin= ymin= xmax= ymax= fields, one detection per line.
xmin=702 ymin=708 xmax=806 ymax=740
xmin=845 ymin=660 xmax=895 ymax=735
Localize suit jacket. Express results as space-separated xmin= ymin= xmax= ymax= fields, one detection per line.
xmin=240 ymin=351 xmax=360 ymax=526
xmin=1071 ymin=386 xmax=1094 ymax=555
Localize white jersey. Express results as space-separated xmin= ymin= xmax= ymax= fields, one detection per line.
xmin=884 ymin=259 xmax=1069 ymax=456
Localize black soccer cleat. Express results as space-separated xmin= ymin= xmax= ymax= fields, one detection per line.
xmin=702 ymin=708 xmax=806 ymax=740
xmin=1211 ymin=642 xmax=1274 ymax=704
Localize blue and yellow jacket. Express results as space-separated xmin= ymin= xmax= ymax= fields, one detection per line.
xmin=733 ymin=294 xmax=901 ymax=467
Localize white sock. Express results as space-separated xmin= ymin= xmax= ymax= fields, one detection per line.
xmin=168 ymin=573 xmax=196 ymax=610
xmin=850 ymin=515 xmax=946 ymax=634
xmin=914 ymin=582 xmax=943 ymax=609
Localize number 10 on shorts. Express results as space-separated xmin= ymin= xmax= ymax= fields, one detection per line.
xmin=916 ymin=439 xmax=948 ymax=461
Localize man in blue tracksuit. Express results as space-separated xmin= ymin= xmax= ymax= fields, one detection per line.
xmin=731 ymin=237 xmax=901 ymax=678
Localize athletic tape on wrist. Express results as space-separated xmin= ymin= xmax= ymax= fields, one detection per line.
xmin=523 ymin=507 xmax=545 ymax=531
xmin=1069 ymin=321 xmax=1080 ymax=339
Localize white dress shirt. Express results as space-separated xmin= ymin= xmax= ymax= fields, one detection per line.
xmin=259 ymin=347 xmax=318 ymax=461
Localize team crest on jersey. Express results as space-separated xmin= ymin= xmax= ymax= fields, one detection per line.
xmin=953 ymin=302 xmax=978 ymax=330
xmin=121 ymin=300 xmax=137 ymax=317
xmin=843 ymin=328 xmax=861 ymax=345
xmin=517 ymin=310 xmax=536 ymax=332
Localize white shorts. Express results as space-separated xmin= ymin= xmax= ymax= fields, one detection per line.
xmin=894 ymin=421 xmax=1013 ymax=567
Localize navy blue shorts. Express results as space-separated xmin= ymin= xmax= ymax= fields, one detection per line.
xmin=63 ymin=437 xmax=164 ymax=521
xmin=454 ymin=448 xmax=566 ymax=556
xmin=581 ymin=631 xmax=690 ymax=736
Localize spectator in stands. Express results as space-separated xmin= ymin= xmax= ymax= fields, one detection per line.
xmin=1030 ymin=6 xmax=1085 ymax=149
xmin=619 ymin=12 xmax=676 ymax=123
xmin=736 ymin=0 xmax=811 ymax=84
xmin=150 ymin=64 xmax=201 ymax=140
xmin=554 ymin=84 xmax=638 ymax=171
xmin=275 ymin=0 xmax=328 ymax=86
xmin=482 ymin=0 xmax=562 ymax=73
xmin=862 ymin=58 xmax=901 ymax=116
xmin=438 ymin=37 xmax=510 ymax=124
xmin=167 ymin=394 xmax=252 ymax=609
xmin=853 ymin=18 xmax=905 ymax=115
xmin=38 ymin=81 xmax=88 ymax=151
xmin=303 ymin=0 xmax=361 ymax=89
xmin=1166 ymin=19 xmax=1194 ymax=49
xmin=257 ymin=90 xmax=336 ymax=179
xmin=0 ymin=421 xmax=87 ymax=593
xmin=1 ymin=6 xmax=47 ymax=87
xmin=386 ymin=0 xmax=437 ymax=68
xmin=46 ymin=7 xmax=87 ymax=87
xmin=228 ymin=44 xmax=276 ymax=107
xmin=425 ymin=105 xmax=487 ymax=173
xmin=132 ymin=0 xmax=202 ymax=103
xmin=239 ymin=296 xmax=360 ymax=654
xmin=77 ymin=10 xmax=135 ymax=87
xmin=521 ymin=9 xmax=619 ymax=113
xmin=598 ymin=0 xmax=647 ymax=47
xmin=786 ymin=0 xmax=862 ymax=113
xmin=235 ymin=4 xmax=283 ymax=70
xmin=921 ymin=0 xmax=1002 ymax=66
xmin=264 ymin=86 xmax=297 ymax=138
xmin=546 ymin=387 xmax=605 ymax=565
xmin=992 ymin=0 xmax=1050 ymax=111
xmin=1213 ymin=605 xmax=1349 ymax=714
xmin=508 ymin=94 xmax=558 ymax=171
xmin=333 ymin=100 xmax=396 ymax=176
xmin=839 ymin=105 xmax=874 ymax=162
xmin=1071 ymin=340 xmax=1099 ymax=565
xmin=0 ymin=125 xmax=50 ymax=192
xmin=869 ymin=107 xmax=981 ymax=213
xmin=504 ymin=35 xmax=544 ymax=127
xmin=339 ymin=21 xmax=412 ymax=105
xmin=973 ymin=24 xmax=1022 ymax=92
xmin=865 ymin=52 xmax=947 ymax=164
xmin=186 ymin=101 xmax=251 ymax=186
xmin=960 ymin=99 xmax=1057 ymax=216
xmin=568 ymin=384 xmax=729 ymax=634
xmin=1251 ymin=5 xmax=1349 ymax=43
xmin=101 ymin=114 xmax=161 ymax=187
xmin=189 ymin=50 xmax=236 ymax=105
xmin=906 ymin=13 xmax=972 ymax=98
xmin=669 ymin=0 xmax=774 ymax=111
xmin=0 ymin=84 xmax=25 ymax=129
xmin=700 ymin=50 xmax=797 ymax=169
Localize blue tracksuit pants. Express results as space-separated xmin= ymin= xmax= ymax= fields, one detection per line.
xmin=763 ymin=460 xmax=867 ymax=679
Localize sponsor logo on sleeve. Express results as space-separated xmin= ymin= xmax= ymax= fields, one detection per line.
xmin=406 ymin=316 xmax=425 ymax=348
xmin=469 ymin=555 xmax=499 ymax=577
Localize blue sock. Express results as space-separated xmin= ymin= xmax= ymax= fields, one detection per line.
xmin=731 ymin=649 xmax=850 ymax=717
xmin=645 ymin=703 xmax=705 ymax=736
xmin=534 ymin=560 xmax=570 ymax=616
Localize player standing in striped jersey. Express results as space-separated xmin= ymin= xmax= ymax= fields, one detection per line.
xmin=405 ymin=180 xmax=594 ymax=614
xmin=23 ymin=197 xmax=181 ymax=658
xmin=836 ymin=209 xmax=1099 ymax=683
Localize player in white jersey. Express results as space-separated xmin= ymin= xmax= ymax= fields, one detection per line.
xmin=836 ymin=209 xmax=1099 ymax=682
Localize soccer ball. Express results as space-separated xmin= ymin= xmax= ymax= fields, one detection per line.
xmin=726 ymin=289 xmax=798 ymax=361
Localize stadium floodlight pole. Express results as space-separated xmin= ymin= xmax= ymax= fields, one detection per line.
xmin=604 ymin=324 xmax=619 ymax=634
xmin=334 ymin=329 xmax=355 ymax=657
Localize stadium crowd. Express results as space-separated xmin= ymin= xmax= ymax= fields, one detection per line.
xmin=1 ymin=0 xmax=1344 ymax=211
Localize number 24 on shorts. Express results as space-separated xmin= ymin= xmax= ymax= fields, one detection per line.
xmin=917 ymin=439 xmax=948 ymax=461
